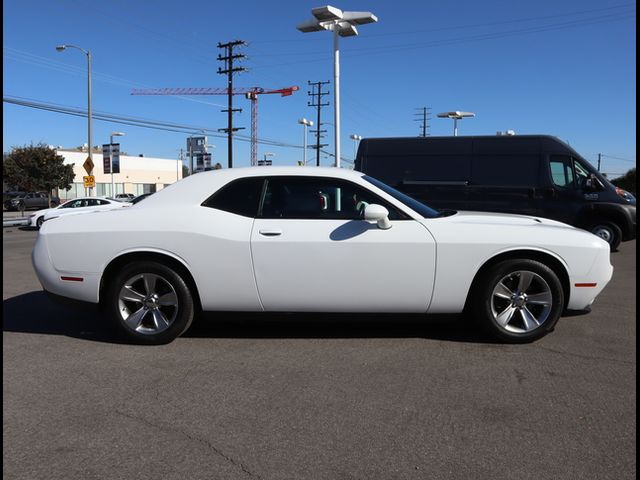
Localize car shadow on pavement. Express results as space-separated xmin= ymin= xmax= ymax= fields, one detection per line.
xmin=3 ymin=291 xmax=118 ymax=343
xmin=3 ymin=291 xmax=494 ymax=344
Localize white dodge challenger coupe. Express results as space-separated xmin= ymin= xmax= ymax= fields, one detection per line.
xmin=32 ymin=167 xmax=613 ymax=344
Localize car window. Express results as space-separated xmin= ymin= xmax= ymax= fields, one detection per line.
xmin=549 ymin=155 xmax=574 ymax=188
xmin=202 ymin=177 xmax=264 ymax=217
xmin=260 ymin=176 xmax=407 ymax=220
xmin=60 ymin=199 xmax=85 ymax=208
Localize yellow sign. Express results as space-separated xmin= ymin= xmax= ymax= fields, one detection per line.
xmin=83 ymin=156 xmax=94 ymax=175
xmin=83 ymin=175 xmax=95 ymax=188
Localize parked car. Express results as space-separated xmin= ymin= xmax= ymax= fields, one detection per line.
xmin=4 ymin=192 xmax=60 ymax=211
xmin=28 ymin=196 xmax=131 ymax=228
xmin=354 ymin=135 xmax=636 ymax=251
xmin=33 ymin=167 xmax=613 ymax=345
xmin=114 ymin=193 xmax=136 ymax=201
xmin=129 ymin=192 xmax=154 ymax=204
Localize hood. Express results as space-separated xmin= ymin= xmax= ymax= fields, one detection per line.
xmin=440 ymin=210 xmax=575 ymax=229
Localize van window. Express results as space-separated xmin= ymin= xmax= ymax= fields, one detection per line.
xmin=366 ymin=155 xmax=471 ymax=186
xmin=471 ymin=156 xmax=539 ymax=186
xmin=549 ymin=156 xmax=574 ymax=188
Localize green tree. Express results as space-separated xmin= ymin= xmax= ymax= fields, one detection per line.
xmin=611 ymin=168 xmax=636 ymax=196
xmin=3 ymin=143 xmax=75 ymax=207
xmin=182 ymin=165 xmax=190 ymax=178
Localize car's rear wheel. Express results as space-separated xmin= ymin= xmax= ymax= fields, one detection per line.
xmin=471 ymin=259 xmax=564 ymax=343
xmin=107 ymin=261 xmax=194 ymax=345
xmin=589 ymin=221 xmax=622 ymax=252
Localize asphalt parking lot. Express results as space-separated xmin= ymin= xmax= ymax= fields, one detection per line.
xmin=3 ymin=228 xmax=636 ymax=480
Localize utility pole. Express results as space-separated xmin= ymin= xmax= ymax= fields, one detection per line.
xmin=414 ymin=107 xmax=431 ymax=137
xmin=597 ymin=153 xmax=602 ymax=171
xmin=217 ymin=40 xmax=247 ymax=168
xmin=308 ymin=80 xmax=330 ymax=166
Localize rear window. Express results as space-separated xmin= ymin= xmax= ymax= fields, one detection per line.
xmin=202 ymin=177 xmax=264 ymax=217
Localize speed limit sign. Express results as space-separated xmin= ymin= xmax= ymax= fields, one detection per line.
xmin=83 ymin=175 xmax=96 ymax=188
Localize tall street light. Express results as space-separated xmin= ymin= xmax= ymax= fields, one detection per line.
xmin=297 ymin=5 xmax=378 ymax=169
xmin=298 ymin=118 xmax=314 ymax=165
xmin=437 ymin=111 xmax=475 ymax=136
xmin=56 ymin=44 xmax=93 ymax=195
xmin=349 ymin=134 xmax=362 ymax=162
xmin=110 ymin=131 xmax=125 ymax=196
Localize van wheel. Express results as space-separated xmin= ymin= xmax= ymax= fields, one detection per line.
xmin=589 ymin=221 xmax=622 ymax=251
xmin=471 ymin=259 xmax=564 ymax=343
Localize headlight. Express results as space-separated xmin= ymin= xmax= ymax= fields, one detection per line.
xmin=615 ymin=187 xmax=635 ymax=202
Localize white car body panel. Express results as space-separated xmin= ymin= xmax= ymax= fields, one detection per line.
xmin=32 ymin=167 xmax=613 ymax=316
xmin=422 ymin=212 xmax=612 ymax=312
xmin=251 ymin=218 xmax=436 ymax=311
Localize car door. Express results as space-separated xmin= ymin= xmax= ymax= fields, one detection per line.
xmin=250 ymin=176 xmax=436 ymax=312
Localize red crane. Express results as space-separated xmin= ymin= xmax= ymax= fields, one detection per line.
xmin=132 ymin=86 xmax=299 ymax=166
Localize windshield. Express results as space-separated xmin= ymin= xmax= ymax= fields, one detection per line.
xmin=363 ymin=175 xmax=442 ymax=218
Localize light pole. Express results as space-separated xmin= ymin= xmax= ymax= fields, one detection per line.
xmin=56 ymin=44 xmax=93 ymax=196
xmin=110 ymin=132 xmax=125 ymax=196
xmin=349 ymin=134 xmax=362 ymax=162
xmin=298 ymin=118 xmax=314 ymax=165
xmin=436 ymin=111 xmax=475 ymax=136
xmin=297 ymin=5 xmax=378 ymax=168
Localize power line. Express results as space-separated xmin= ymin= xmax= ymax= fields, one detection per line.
xmin=3 ymin=95 xmax=305 ymax=151
xmin=601 ymin=154 xmax=636 ymax=163
xmin=414 ymin=107 xmax=432 ymax=137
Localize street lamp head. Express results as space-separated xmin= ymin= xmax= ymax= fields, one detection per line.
xmin=55 ymin=45 xmax=66 ymax=52
xmin=298 ymin=6 xmax=378 ymax=36
xmin=312 ymin=5 xmax=343 ymax=21
xmin=111 ymin=131 xmax=126 ymax=137
xmin=437 ymin=111 xmax=475 ymax=119
xmin=298 ymin=118 xmax=314 ymax=126
xmin=350 ymin=134 xmax=362 ymax=140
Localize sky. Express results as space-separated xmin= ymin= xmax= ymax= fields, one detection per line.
xmin=3 ymin=0 xmax=636 ymax=178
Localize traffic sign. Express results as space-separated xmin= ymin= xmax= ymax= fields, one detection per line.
xmin=102 ymin=144 xmax=111 ymax=174
xmin=83 ymin=156 xmax=94 ymax=175
xmin=83 ymin=175 xmax=95 ymax=188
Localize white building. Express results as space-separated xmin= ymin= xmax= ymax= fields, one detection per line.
xmin=58 ymin=149 xmax=182 ymax=200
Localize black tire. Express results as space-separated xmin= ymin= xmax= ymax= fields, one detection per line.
xmin=470 ymin=259 xmax=564 ymax=343
xmin=588 ymin=221 xmax=622 ymax=252
xmin=106 ymin=261 xmax=195 ymax=345
xmin=36 ymin=216 xmax=44 ymax=228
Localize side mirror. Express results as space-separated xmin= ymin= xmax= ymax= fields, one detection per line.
xmin=586 ymin=173 xmax=605 ymax=192
xmin=364 ymin=204 xmax=392 ymax=230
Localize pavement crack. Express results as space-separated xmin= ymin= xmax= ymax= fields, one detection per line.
xmin=114 ymin=409 xmax=263 ymax=480
xmin=533 ymin=346 xmax=634 ymax=365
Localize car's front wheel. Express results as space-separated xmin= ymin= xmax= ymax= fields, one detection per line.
xmin=471 ymin=259 xmax=564 ymax=343
xmin=107 ymin=261 xmax=194 ymax=345
xmin=36 ymin=216 xmax=44 ymax=228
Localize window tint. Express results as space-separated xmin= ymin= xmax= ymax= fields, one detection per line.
xmin=471 ymin=155 xmax=539 ymax=186
xmin=549 ymin=156 xmax=574 ymax=188
xmin=363 ymin=175 xmax=441 ymax=218
xmin=202 ymin=177 xmax=264 ymax=217
xmin=261 ymin=177 xmax=406 ymax=220
xmin=364 ymin=155 xmax=471 ymax=187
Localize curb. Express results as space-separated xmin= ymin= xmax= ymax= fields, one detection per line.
xmin=3 ymin=218 xmax=29 ymax=227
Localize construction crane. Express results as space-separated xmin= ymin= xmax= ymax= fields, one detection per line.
xmin=132 ymin=86 xmax=299 ymax=166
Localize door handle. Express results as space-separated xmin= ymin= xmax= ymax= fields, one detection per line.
xmin=259 ymin=229 xmax=283 ymax=237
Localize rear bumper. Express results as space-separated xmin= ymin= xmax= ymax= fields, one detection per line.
xmin=32 ymin=232 xmax=101 ymax=304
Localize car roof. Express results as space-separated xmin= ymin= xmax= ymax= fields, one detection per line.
xmin=135 ymin=167 xmax=366 ymax=208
